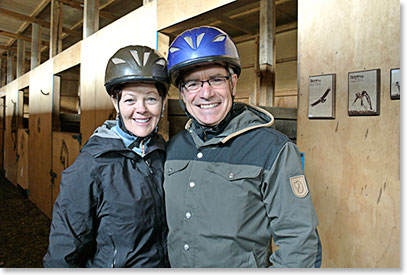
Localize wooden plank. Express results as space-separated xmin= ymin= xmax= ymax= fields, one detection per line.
xmin=258 ymin=0 xmax=276 ymax=107
xmin=83 ymin=0 xmax=100 ymax=38
xmin=17 ymin=40 xmax=25 ymax=78
xmin=51 ymin=132 xmax=80 ymax=210
xmin=259 ymin=105 xmax=297 ymax=120
xmin=4 ymin=84 xmax=19 ymax=184
xmin=157 ymin=0 xmax=236 ymax=30
xmin=157 ymin=32 xmax=170 ymax=141
xmin=7 ymin=51 xmax=14 ymax=84
xmin=31 ymin=23 xmax=42 ymax=70
xmin=80 ymin=3 xmax=157 ymax=143
xmin=17 ymin=128 xmax=29 ymax=190
xmin=28 ymin=60 xmax=54 ymax=217
xmin=50 ymin=0 xmax=63 ymax=58
xmin=0 ymin=7 xmax=81 ymax=38
xmin=0 ymin=96 xmax=4 ymax=172
xmin=297 ymin=0 xmax=400 ymax=268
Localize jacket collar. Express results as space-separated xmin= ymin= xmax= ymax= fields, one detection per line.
xmin=185 ymin=103 xmax=274 ymax=147
xmin=83 ymin=120 xmax=165 ymax=158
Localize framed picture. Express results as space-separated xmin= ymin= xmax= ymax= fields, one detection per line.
xmin=308 ymin=74 xmax=336 ymax=119
xmin=348 ymin=69 xmax=380 ymax=116
xmin=390 ymin=68 xmax=400 ymax=99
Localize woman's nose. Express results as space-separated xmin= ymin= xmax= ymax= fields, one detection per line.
xmin=135 ymin=101 xmax=147 ymax=113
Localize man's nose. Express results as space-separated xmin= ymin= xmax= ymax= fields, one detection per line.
xmin=199 ymin=81 xmax=214 ymax=99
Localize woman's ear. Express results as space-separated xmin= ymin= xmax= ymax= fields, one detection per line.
xmin=110 ymin=96 xmax=119 ymax=113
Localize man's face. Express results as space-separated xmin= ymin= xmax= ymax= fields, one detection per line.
xmin=181 ymin=65 xmax=237 ymax=126
xmin=111 ymin=83 xmax=163 ymax=137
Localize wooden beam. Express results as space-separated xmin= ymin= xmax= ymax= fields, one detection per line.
xmin=59 ymin=0 xmax=116 ymax=21
xmin=259 ymin=0 xmax=276 ymax=107
xmin=83 ymin=0 xmax=100 ymax=38
xmin=0 ymin=30 xmax=48 ymax=47
xmin=31 ymin=23 xmax=42 ymax=70
xmin=50 ymin=0 xmax=64 ymax=57
xmin=216 ymin=15 xmax=256 ymax=35
xmin=0 ymin=7 xmax=81 ymax=37
xmin=17 ymin=40 xmax=25 ymax=77
xmin=7 ymin=50 xmax=14 ymax=84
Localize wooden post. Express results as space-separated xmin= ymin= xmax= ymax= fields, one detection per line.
xmin=258 ymin=0 xmax=276 ymax=107
xmin=157 ymin=32 xmax=170 ymax=141
xmin=31 ymin=23 xmax=41 ymax=70
xmin=50 ymin=0 xmax=63 ymax=58
xmin=0 ymin=58 xmax=3 ymax=87
xmin=17 ymin=40 xmax=25 ymax=78
xmin=83 ymin=0 xmax=100 ymax=38
xmin=6 ymin=50 xmax=14 ymax=84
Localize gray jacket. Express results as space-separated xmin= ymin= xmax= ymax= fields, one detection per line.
xmin=164 ymin=103 xmax=321 ymax=268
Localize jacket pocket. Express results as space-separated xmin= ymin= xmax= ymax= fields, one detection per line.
xmin=205 ymin=162 xmax=262 ymax=182
xmin=164 ymin=160 xmax=190 ymax=177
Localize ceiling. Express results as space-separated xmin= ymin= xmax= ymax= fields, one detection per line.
xmin=0 ymin=0 xmax=297 ymax=65
xmin=0 ymin=0 xmax=143 ymax=60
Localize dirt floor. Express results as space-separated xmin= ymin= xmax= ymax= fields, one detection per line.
xmin=0 ymin=174 xmax=51 ymax=268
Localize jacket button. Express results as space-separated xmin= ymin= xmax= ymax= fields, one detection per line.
xmin=197 ymin=152 xmax=203 ymax=159
xmin=184 ymin=244 xmax=190 ymax=251
xmin=185 ymin=212 xmax=191 ymax=219
xmin=168 ymin=168 xmax=173 ymax=173
xmin=229 ymin=173 xmax=234 ymax=179
xmin=189 ymin=182 xmax=195 ymax=188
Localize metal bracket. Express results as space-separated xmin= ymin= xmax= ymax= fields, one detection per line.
xmin=40 ymin=89 xmax=49 ymax=96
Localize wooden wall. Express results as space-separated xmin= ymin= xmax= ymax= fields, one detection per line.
xmin=297 ymin=0 xmax=400 ymax=268
xmin=80 ymin=1 xmax=158 ymax=141
xmin=0 ymin=1 xmax=162 ymax=217
xmin=234 ymin=30 xmax=297 ymax=106
xmin=17 ymin=128 xmax=29 ymax=190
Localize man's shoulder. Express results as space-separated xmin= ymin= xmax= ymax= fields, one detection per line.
xmin=236 ymin=124 xmax=292 ymax=147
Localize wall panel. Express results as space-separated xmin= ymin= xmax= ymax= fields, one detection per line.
xmin=157 ymin=0 xmax=235 ymax=30
xmin=51 ymin=132 xmax=80 ymax=209
xmin=17 ymin=128 xmax=29 ymax=190
xmin=297 ymin=0 xmax=400 ymax=268
xmin=28 ymin=60 xmax=54 ymax=217
xmin=80 ymin=1 xmax=158 ymax=142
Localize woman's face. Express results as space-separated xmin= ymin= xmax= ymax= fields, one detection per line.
xmin=112 ymin=83 xmax=163 ymax=137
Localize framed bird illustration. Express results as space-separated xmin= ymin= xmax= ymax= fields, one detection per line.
xmin=308 ymin=74 xmax=336 ymax=119
xmin=348 ymin=69 xmax=380 ymax=116
xmin=390 ymin=68 xmax=400 ymax=100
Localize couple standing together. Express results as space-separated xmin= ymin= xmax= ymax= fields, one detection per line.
xmin=43 ymin=26 xmax=322 ymax=268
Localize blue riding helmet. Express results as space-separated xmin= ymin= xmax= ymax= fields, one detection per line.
xmin=167 ymin=26 xmax=241 ymax=86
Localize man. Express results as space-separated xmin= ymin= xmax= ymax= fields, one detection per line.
xmin=164 ymin=26 xmax=322 ymax=268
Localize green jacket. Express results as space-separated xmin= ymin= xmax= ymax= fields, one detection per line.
xmin=164 ymin=103 xmax=321 ymax=268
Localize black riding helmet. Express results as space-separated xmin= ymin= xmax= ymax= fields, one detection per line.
xmin=104 ymin=45 xmax=170 ymax=98
xmin=104 ymin=45 xmax=170 ymax=139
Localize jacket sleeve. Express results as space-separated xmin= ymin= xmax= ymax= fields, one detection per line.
xmin=262 ymin=142 xmax=322 ymax=268
xmin=43 ymin=153 xmax=99 ymax=267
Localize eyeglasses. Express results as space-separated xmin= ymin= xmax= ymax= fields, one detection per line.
xmin=181 ymin=75 xmax=231 ymax=93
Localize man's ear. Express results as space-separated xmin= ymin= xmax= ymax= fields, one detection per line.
xmin=110 ymin=96 xmax=119 ymax=113
xmin=179 ymin=90 xmax=186 ymax=103
xmin=231 ymin=74 xmax=238 ymax=97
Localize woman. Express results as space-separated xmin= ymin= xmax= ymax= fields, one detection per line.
xmin=43 ymin=45 xmax=170 ymax=268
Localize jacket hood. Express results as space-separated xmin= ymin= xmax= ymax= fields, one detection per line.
xmin=82 ymin=120 xmax=165 ymax=158
xmin=185 ymin=103 xmax=274 ymax=146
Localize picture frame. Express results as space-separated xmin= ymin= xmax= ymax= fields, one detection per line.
xmin=390 ymin=68 xmax=400 ymax=100
xmin=308 ymin=74 xmax=336 ymax=119
xmin=348 ymin=69 xmax=380 ymax=116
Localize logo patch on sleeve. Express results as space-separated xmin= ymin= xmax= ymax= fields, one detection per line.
xmin=289 ymin=175 xmax=309 ymax=198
